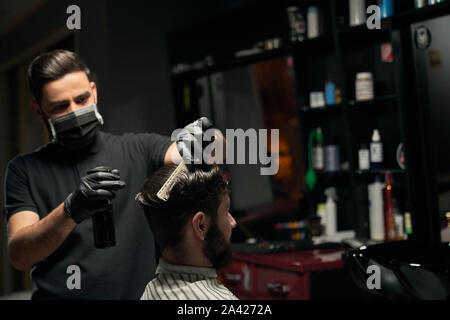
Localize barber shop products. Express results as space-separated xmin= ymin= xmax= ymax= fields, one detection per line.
xmin=379 ymin=0 xmax=393 ymax=18
xmin=349 ymin=0 xmax=366 ymax=26
xmin=358 ymin=144 xmax=370 ymax=170
xmin=317 ymin=203 xmax=327 ymax=234
xmin=383 ymin=171 xmax=397 ymax=241
xmin=325 ymin=145 xmax=340 ymax=172
xmin=355 ymin=72 xmax=374 ymax=101
xmin=370 ymin=129 xmax=383 ymax=169
xmin=310 ymin=91 xmax=325 ymax=108
xmin=429 ymin=0 xmax=445 ymax=5
xmin=415 ymin=0 xmax=427 ymax=7
xmin=325 ymin=187 xmax=337 ymax=236
xmin=287 ymin=7 xmax=306 ymax=41
xmin=307 ymin=7 xmax=320 ymax=39
xmin=368 ymin=176 xmax=384 ymax=241
xmin=325 ymin=81 xmax=336 ymax=105
xmin=312 ymin=128 xmax=324 ymax=171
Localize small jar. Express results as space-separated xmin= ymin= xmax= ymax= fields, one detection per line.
xmin=355 ymin=72 xmax=374 ymax=101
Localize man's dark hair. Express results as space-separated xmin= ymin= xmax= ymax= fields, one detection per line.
xmin=27 ymin=49 xmax=91 ymax=103
xmin=137 ymin=164 xmax=229 ymax=251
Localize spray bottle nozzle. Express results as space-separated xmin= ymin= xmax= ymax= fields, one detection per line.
xmin=324 ymin=187 xmax=337 ymax=201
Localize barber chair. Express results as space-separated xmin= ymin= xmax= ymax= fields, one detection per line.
xmin=342 ymin=240 xmax=450 ymax=300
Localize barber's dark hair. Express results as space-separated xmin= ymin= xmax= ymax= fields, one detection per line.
xmin=27 ymin=49 xmax=91 ymax=103
xmin=137 ymin=165 xmax=229 ymax=251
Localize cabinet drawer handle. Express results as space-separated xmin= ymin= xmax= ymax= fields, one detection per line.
xmin=267 ymin=282 xmax=291 ymax=296
xmin=224 ymin=273 xmax=242 ymax=283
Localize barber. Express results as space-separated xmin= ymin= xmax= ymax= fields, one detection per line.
xmin=4 ymin=49 xmax=215 ymax=299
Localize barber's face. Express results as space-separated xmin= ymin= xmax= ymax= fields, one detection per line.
xmin=32 ymin=71 xmax=97 ymax=121
xmin=203 ymin=193 xmax=236 ymax=270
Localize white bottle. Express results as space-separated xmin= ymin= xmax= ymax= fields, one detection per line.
xmin=349 ymin=0 xmax=366 ymax=26
xmin=355 ymin=72 xmax=374 ymax=101
xmin=307 ymin=6 xmax=320 ymax=39
xmin=368 ymin=176 xmax=384 ymax=241
xmin=358 ymin=144 xmax=370 ymax=170
xmin=370 ymin=129 xmax=383 ymax=169
xmin=325 ymin=187 xmax=337 ymax=236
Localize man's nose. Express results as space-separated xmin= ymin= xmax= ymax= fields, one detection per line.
xmin=229 ymin=213 xmax=237 ymax=229
xmin=67 ymin=101 xmax=83 ymax=113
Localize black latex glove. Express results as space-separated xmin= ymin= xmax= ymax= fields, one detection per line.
xmin=176 ymin=117 xmax=215 ymax=170
xmin=64 ymin=166 xmax=126 ymax=224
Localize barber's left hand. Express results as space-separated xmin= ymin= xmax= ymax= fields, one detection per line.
xmin=175 ymin=117 xmax=215 ymax=170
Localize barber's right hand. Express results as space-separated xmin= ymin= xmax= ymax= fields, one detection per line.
xmin=64 ymin=166 xmax=126 ymax=224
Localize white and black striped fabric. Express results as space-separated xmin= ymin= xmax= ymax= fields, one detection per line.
xmin=140 ymin=258 xmax=238 ymax=300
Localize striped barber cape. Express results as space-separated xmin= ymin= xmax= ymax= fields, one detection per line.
xmin=140 ymin=258 xmax=238 ymax=300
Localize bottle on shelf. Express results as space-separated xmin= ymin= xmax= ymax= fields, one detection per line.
xmin=325 ymin=80 xmax=336 ymax=105
xmin=287 ymin=7 xmax=307 ymax=42
xmin=404 ymin=211 xmax=413 ymax=238
xmin=415 ymin=0 xmax=427 ymax=8
xmin=316 ymin=203 xmax=327 ymax=235
xmin=312 ymin=127 xmax=325 ymax=171
xmin=355 ymin=72 xmax=374 ymax=101
xmin=358 ymin=143 xmax=370 ymax=170
xmin=349 ymin=0 xmax=366 ymax=26
xmin=393 ymin=200 xmax=406 ymax=240
xmin=383 ymin=171 xmax=397 ymax=241
xmin=325 ymin=187 xmax=338 ymax=236
xmin=307 ymin=6 xmax=320 ymax=39
xmin=368 ymin=175 xmax=385 ymax=241
xmin=378 ymin=0 xmax=394 ymax=18
xmin=325 ymin=145 xmax=340 ymax=172
xmin=370 ymin=129 xmax=383 ymax=170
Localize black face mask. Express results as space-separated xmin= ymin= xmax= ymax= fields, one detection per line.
xmin=47 ymin=104 xmax=104 ymax=150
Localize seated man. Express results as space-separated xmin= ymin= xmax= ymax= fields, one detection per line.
xmin=135 ymin=164 xmax=238 ymax=300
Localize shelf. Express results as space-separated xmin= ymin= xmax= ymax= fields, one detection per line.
xmin=292 ymin=34 xmax=335 ymax=54
xmin=300 ymin=103 xmax=343 ymax=112
xmin=171 ymin=47 xmax=291 ymax=79
xmin=316 ymin=170 xmax=350 ymax=175
xmin=348 ymin=94 xmax=398 ymax=107
xmin=338 ymin=20 xmax=392 ymax=46
xmin=355 ymin=169 xmax=406 ymax=175
xmin=391 ymin=1 xmax=450 ymax=27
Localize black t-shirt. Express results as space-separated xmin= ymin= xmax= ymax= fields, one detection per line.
xmin=3 ymin=130 xmax=172 ymax=299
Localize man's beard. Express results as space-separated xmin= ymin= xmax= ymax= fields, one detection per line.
xmin=203 ymin=222 xmax=233 ymax=270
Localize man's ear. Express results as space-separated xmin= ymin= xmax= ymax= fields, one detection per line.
xmin=30 ymin=100 xmax=44 ymax=122
xmin=192 ymin=211 xmax=210 ymax=241
xmin=90 ymin=82 xmax=98 ymax=104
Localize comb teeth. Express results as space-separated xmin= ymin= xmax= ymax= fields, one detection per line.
xmin=156 ymin=162 xmax=189 ymax=201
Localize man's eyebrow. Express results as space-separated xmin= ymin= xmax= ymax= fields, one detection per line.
xmin=75 ymin=91 xmax=90 ymax=100
xmin=48 ymin=99 xmax=70 ymax=107
xmin=48 ymin=91 xmax=90 ymax=108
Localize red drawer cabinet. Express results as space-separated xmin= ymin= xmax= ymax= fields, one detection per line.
xmin=219 ymin=247 xmax=355 ymax=300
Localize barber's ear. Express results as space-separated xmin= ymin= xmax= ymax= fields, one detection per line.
xmin=192 ymin=211 xmax=209 ymax=241
xmin=90 ymin=82 xmax=98 ymax=104
xmin=30 ymin=100 xmax=44 ymax=122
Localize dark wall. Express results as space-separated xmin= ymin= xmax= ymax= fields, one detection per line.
xmin=0 ymin=0 xmax=252 ymax=136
